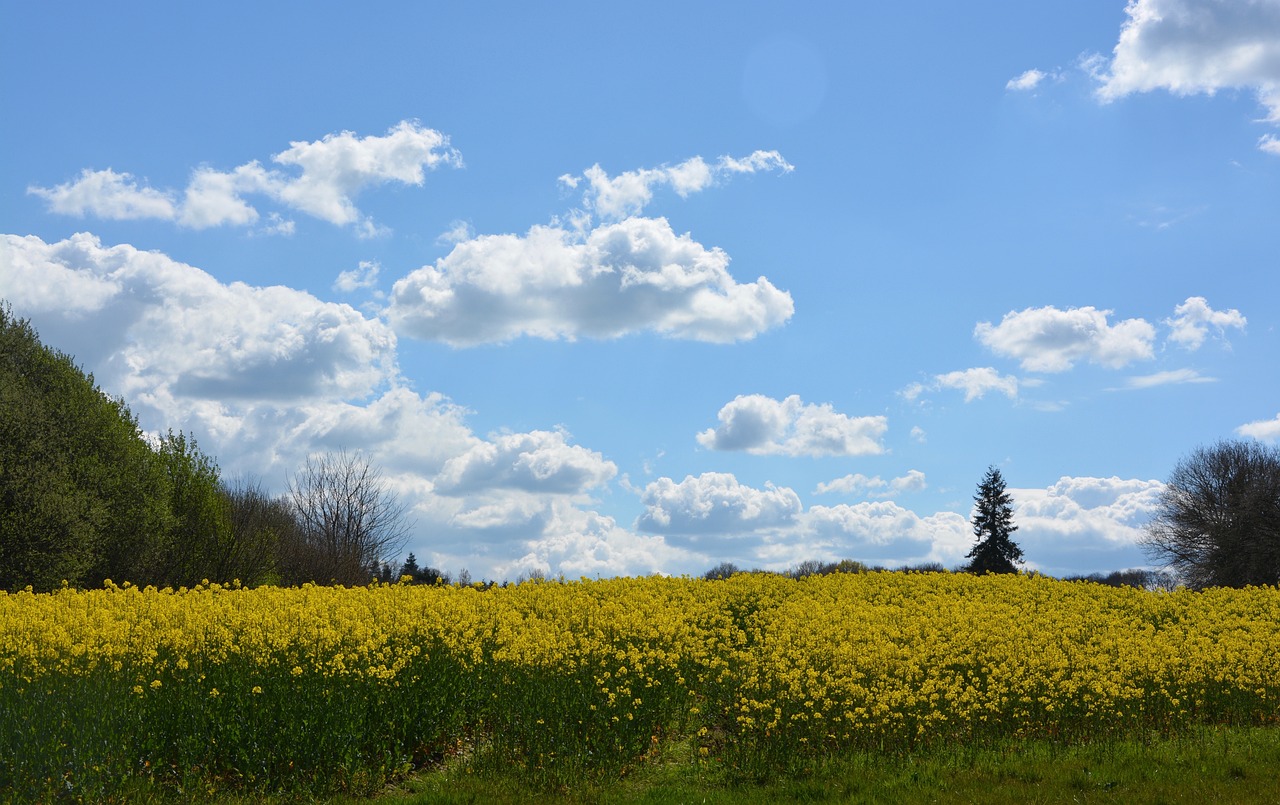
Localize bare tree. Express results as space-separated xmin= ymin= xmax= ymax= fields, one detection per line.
xmin=286 ymin=451 xmax=412 ymax=586
xmin=1141 ymin=440 xmax=1280 ymax=589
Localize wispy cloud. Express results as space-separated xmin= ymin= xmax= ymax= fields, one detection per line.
xmin=559 ymin=150 xmax=793 ymax=220
xmin=903 ymin=367 xmax=1019 ymax=403
xmin=815 ymin=470 xmax=926 ymax=498
xmin=1116 ymin=368 xmax=1215 ymax=390
xmin=1006 ymin=69 xmax=1047 ymax=91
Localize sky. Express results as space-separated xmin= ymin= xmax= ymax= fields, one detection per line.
xmin=2 ymin=1 xmax=1278 ymax=582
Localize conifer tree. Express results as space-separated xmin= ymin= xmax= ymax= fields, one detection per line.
xmin=965 ymin=466 xmax=1023 ymax=574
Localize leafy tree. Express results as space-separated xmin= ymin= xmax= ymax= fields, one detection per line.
xmin=965 ymin=466 xmax=1023 ymax=574
xmin=1141 ymin=439 xmax=1280 ymax=589
xmin=0 ymin=304 xmax=172 ymax=590
xmin=152 ymin=430 xmax=235 ymax=587
xmin=285 ymin=450 xmax=412 ymax=586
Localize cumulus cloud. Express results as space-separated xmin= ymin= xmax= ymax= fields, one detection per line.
xmin=1011 ymin=476 xmax=1163 ymax=573
xmin=499 ymin=503 xmax=701 ymax=580
xmin=0 ymin=232 xmax=396 ymax=402
xmin=560 ymin=150 xmax=793 ymax=220
xmin=631 ymin=474 xmax=965 ymax=571
xmin=1165 ymin=296 xmax=1246 ymax=350
xmin=815 ymin=470 xmax=927 ymax=498
xmin=1006 ymin=69 xmax=1047 ymax=91
xmin=387 ymin=216 xmax=793 ymax=345
xmin=635 ymin=472 xmax=803 ymax=537
xmin=27 ymin=168 xmax=178 ymax=220
xmin=1237 ymin=412 xmax=1280 ymax=443
xmin=795 ymin=503 xmax=967 ymax=565
xmin=975 ymin=305 xmax=1156 ymax=372
xmin=1090 ymin=0 xmax=1280 ymax=150
xmin=696 ymin=394 xmax=887 ymax=457
xmin=435 ymin=430 xmax=617 ymax=496
xmin=28 ymin=121 xmax=461 ymax=233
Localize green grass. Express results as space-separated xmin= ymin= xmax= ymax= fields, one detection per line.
xmin=366 ymin=726 xmax=1280 ymax=804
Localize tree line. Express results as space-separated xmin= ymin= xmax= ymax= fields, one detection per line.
xmin=4 ymin=302 xmax=1278 ymax=592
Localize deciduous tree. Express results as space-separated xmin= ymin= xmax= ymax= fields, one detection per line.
xmin=1141 ymin=440 xmax=1280 ymax=589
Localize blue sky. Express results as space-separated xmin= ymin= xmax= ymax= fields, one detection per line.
xmin=3 ymin=1 xmax=1278 ymax=581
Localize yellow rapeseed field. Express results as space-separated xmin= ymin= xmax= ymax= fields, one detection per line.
xmin=2 ymin=572 xmax=1278 ymax=800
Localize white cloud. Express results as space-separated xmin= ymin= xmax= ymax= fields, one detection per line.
xmin=0 ymin=232 xmax=396 ymax=401
xmin=269 ymin=120 xmax=461 ymax=227
xmin=29 ymin=121 xmax=462 ymax=232
xmin=1165 ymin=296 xmax=1246 ymax=350
xmin=179 ymin=163 xmax=273 ymax=228
xmin=696 ymin=394 xmax=887 ymax=457
xmin=794 ymin=503 xmax=968 ymax=566
xmin=436 ymin=220 xmax=474 ymax=246
xmin=1010 ymin=476 xmax=1164 ymax=573
xmin=635 ymin=472 xmax=802 ymax=537
xmin=563 ymin=150 xmax=793 ymax=220
xmin=936 ymin=367 xmax=1019 ymax=401
xmin=975 ymin=305 xmax=1156 ymax=372
xmin=27 ymin=168 xmax=177 ymax=220
xmin=388 ymin=216 xmax=793 ymax=345
xmin=333 ymin=260 xmax=381 ymax=293
xmin=435 ymin=430 xmax=617 ymax=496
xmin=815 ymin=470 xmax=926 ymax=498
xmin=1091 ymin=0 xmax=1280 ymax=149
xmin=1006 ymin=69 xmax=1047 ymax=91
xmin=910 ymin=426 xmax=927 ymax=443
xmin=1237 ymin=412 xmax=1280 ymax=443
xmin=1120 ymin=368 xmax=1215 ymax=390
xmin=499 ymin=503 xmax=700 ymax=580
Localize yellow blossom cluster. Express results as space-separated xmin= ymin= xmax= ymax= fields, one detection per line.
xmin=2 ymin=573 xmax=1278 ymax=798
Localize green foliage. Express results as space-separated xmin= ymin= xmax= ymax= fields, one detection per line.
xmin=0 ymin=303 xmax=262 ymax=590
xmin=0 ymin=303 xmax=172 ymax=590
xmin=965 ymin=466 xmax=1023 ymax=574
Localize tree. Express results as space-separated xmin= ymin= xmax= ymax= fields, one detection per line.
xmin=399 ymin=552 xmax=421 ymax=581
xmin=153 ymin=430 xmax=235 ymax=587
xmin=1141 ymin=440 xmax=1280 ymax=589
xmin=965 ymin=466 xmax=1023 ymax=574
xmin=285 ymin=450 xmax=412 ymax=586
xmin=0 ymin=304 xmax=173 ymax=590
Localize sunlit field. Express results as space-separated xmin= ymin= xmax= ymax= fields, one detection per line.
xmin=3 ymin=573 xmax=1279 ymax=801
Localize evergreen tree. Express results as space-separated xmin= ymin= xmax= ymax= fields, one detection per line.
xmin=399 ymin=552 xmax=421 ymax=582
xmin=965 ymin=466 xmax=1023 ymax=574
